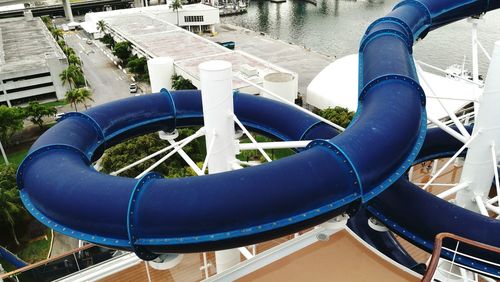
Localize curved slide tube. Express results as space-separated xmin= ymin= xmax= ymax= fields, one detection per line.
xmin=0 ymin=246 xmax=28 ymax=269
xmin=16 ymin=0 xmax=500 ymax=275
xmin=367 ymin=126 xmax=500 ymax=276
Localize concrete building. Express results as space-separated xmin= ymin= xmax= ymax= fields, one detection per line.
xmin=82 ymin=3 xmax=219 ymax=37
xmin=0 ymin=16 xmax=68 ymax=107
xmin=82 ymin=5 xmax=297 ymax=96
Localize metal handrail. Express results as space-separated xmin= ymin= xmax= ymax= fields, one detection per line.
xmin=422 ymin=232 xmax=500 ymax=282
xmin=0 ymin=243 xmax=95 ymax=279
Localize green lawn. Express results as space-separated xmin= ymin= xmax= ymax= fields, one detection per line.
xmin=5 ymin=148 xmax=29 ymax=166
xmin=42 ymin=100 xmax=68 ymax=108
xmin=16 ymin=229 xmax=52 ymax=264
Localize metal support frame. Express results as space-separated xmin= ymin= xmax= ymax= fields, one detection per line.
xmin=416 ymin=65 xmax=472 ymax=140
xmin=233 ymin=114 xmax=272 ymax=162
xmin=234 ymin=74 xmax=345 ymax=132
xmin=135 ymin=129 xmax=205 ymax=179
xmin=111 ymin=129 xmax=204 ymax=176
xmin=422 ymin=133 xmax=478 ymax=190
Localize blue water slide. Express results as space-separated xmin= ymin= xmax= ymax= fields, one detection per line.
xmin=0 ymin=246 xmax=28 ymax=269
xmin=367 ymin=124 xmax=500 ymax=276
xmin=16 ymin=1 xmax=500 ymax=275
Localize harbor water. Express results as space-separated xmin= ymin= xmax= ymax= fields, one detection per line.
xmin=222 ymin=0 xmax=500 ymax=74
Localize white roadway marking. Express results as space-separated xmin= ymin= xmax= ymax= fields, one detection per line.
xmin=76 ymin=34 xmax=82 ymax=40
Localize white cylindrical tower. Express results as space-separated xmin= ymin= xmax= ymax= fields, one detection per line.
xmin=456 ymin=41 xmax=500 ymax=211
xmin=262 ymin=72 xmax=297 ymax=103
xmin=148 ymin=57 xmax=175 ymax=92
xmin=199 ymin=60 xmax=240 ymax=272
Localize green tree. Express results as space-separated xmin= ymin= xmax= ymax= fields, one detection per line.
xmin=126 ymin=56 xmax=148 ymax=79
xmin=59 ymin=65 xmax=84 ymax=90
xmin=51 ymin=28 xmax=63 ymax=41
xmin=0 ymin=106 xmax=25 ymax=145
xmin=316 ymin=106 xmax=355 ymax=128
xmin=100 ymin=129 xmax=204 ymax=178
xmin=23 ymin=102 xmax=57 ymax=130
xmin=100 ymin=34 xmax=115 ymax=48
xmin=112 ymin=41 xmax=132 ymax=64
xmin=171 ymin=74 xmax=196 ymax=90
xmin=62 ymin=46 xmax=76 ymax=57
xmin=97 ymin=20 xmax=106 ymax=34
xmin=65 ymin=89 xmax=79 ymax=112
xmin=68 ymin=54 xmax=82 ymax=66
xmin=57 ymin=39 xmax=66 ymax=49
xmin=169 ymin=0 xmax=183 ymax=26
xmin=0 ymin=165 xmax=24 ymax=246
xmin=75 ymin=88 xmax=94 ymax=110
xmin=41 ymin=16 xmax=52 ymax=27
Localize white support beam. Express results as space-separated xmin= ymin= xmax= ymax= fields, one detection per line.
xmin=234 ymin=74 xmax=345 ymax=132
xmin=135 ymin=129 xmax=205 ymax=178
xmin=111 ymin=129 xmax=204 ymax=176
xmin=490 ymin=143 xmax=500 ymax=207
xmin=417 ymin=65 xmax=471 ymax=140
xmin=166 ymin=139 xmax=204 ymax=176
xmin=437 ymin=182 xmax=470 ymax=199
xmin=427 ymin=115 xmax=469 ymax=144
xmin=233 ymin=114 xmax=272 ymax=162
xmin=475 ymin=196 xmax=489 ymax=216
xmin=422 ymin=133 xmax=478 ymax=190
xmin=238 ymin=247 xmax=254 ymax=260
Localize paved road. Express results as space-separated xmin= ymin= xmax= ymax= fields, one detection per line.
xmin=63 ymin=31 xmax=138 ymax=106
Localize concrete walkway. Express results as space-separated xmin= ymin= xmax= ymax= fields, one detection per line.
xmin=206 ymin=23 xmax=335 ymax=97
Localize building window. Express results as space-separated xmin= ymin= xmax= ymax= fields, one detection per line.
xmin=184 ymin=15 xmax=204 ymax=23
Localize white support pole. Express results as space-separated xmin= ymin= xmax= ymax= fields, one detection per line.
xmin=416 ymin=66 xmax=471 ymax=140
xmin=135 ymin=131 xmax=205 ymax=179
xmin=166 ymin=139 xmax=204 ymax=176
xmin=427 ymin=116 xmax=468 ymax=144
xmin=199 ymin=60 xmax=240 ymax=273
xmin=490 ymin=144 xmax=500 ymax=206
xmin=112 ymin=129 xmax=204 ymax=176
xmin=469 ymin=18 xmax=480 ymax=84
xmin=475 ymin=196 xmax=489 ymax=216
xmin=62 ymin=0 xmax=74 ymax=22
xmin=457 ymin=41 xmax=500 ymax=212
xmin=233 ymin=115 xmax=272 ymax=162
xmin=431 ymin=159 xmax=439 ymax=176
xmin=436 ymin=182 xmax=470 ymax=199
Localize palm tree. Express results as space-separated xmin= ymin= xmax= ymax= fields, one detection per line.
xmin=68 ymin=54 xmax=82 ymax=66
xmin=76 ymin=87 xmax=94 ymax=110
xmin=0 ymin=165 xmax=23 ymax=246
xmin=51 ymin=28 xmax=64 ymax=41
xmin=60 ymin=68 xmax=76 ymax=90
xmin=0 ymin=189 xmax=21 ymax=245
xmin=65 ymin=89 xmax=79 ymax=112
xmin=169 ymin=0 xmax=183 ymax=26
xmin=62 ymin=46 xmax=76 ymax=57
xmin=97 ymin=20 xmax=106 ymax=34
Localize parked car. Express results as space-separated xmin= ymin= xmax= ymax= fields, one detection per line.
xmin=55 ymin=113 xmax=65 ymax=121
xmin=129 ymin=83 xmax=138 ymax=93
xmin=86 ymin=39 xmax=92 ymax=45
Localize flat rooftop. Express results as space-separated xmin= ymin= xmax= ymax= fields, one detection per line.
xmin=88 ymin=6 xmax=293 ymax=89
xmin=0 ymin=17 xmax=65 ymax=74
